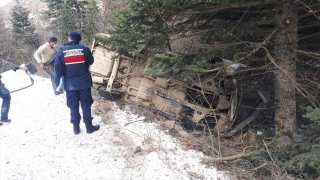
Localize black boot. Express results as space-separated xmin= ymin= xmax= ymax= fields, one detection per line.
xmin=0 ymin=122 xmax=2 ymax=126
xmin=1 ymin=119 xmax=11 ymax=123
xmin=73 ymin=124 xmax=80 ymax=135
xmin=85 ymin=122 xmax=100 ymax=134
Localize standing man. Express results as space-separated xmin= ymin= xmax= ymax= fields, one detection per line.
xmin=54 ymin=31 xmax=100 ymax=135
xmin=0 ymin=59 xmax=28 ymax=125
xmin=34 ymin=37 xmax=60 ymax=95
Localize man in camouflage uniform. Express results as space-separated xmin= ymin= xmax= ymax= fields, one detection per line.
xmin=0 ymin=59 xmax=28 ymax=125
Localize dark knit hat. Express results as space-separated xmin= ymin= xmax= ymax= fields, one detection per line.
xmin=68 ymin=31 xmax=82 ymax=41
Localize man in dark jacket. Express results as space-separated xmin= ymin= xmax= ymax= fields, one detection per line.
xmin=0 ymin=59 xmax=28 ymax=126
xmin=54 ymin=31 xmax=100 ymax=135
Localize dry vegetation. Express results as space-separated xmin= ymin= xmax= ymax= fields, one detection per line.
xmin=90 ymin=86 xmax=293 ymax=180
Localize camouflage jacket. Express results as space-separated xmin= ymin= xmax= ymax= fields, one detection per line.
xmin=0 ymin=59 xmax=19 ymax=84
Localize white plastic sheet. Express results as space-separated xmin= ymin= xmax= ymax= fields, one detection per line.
xmin=1 ymin=69 xmax=34 ymax=93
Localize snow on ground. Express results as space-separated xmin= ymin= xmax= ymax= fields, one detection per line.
xmin=0 ymin=76 xmax=230 ymax=180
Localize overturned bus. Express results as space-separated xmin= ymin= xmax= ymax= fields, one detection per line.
xmin=89 ymin=34 xmax=270 ymax=137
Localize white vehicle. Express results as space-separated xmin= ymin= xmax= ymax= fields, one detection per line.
xmin=89 ymin=34 xmax=269 ymax=137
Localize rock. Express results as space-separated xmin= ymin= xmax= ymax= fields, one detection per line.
xmin=178 ymin=131 xmax=189 ymax=137
xmin=164 ymin=120 xmax=175 ymax=129
xmin=133 ymin=146 xmax=142 ymax=154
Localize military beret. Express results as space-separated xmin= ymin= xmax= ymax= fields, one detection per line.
xmin=68 ymin=31 xmax=82 ymax=41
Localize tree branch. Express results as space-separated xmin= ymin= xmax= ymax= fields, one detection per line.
xmin=266 ymin=49 xmax=319 ymax=107
xmin=200 ymin=150 xmax=258 ymax=164
xmin=293 ymin=48 xmax=320 ymax=57
xmin=296 ymin=0 xmax=320 ymax=20
xmin=203 ymin=28 xmax=278 ymax=73
xmin=298 ymin=22 xmax=320 ymax=29
xmin=298 ymin=32 xmax=320 ymax=41
xmin=166 ymin=1 xmax=275 ymax=15
xmin=263 ymin=140 xmax=279 ymax=169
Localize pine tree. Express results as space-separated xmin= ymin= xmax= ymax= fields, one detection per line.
xmin=0 ymin=15 xmax=11 ymax=58
xmin=82 ymin=0 xmax=100 ymax=45
xmin=101 ymin=0 xmax=127 ymax=25
xmin=59 ymin=2 xmax=76 ymax=39
xmin=105 ymin=0 xmax=320 ymax=148
xmin=41 ymin=0 xmax=88 ymax=41
xmin=42 ymin=0 xmax=64 ymax=18
xmin=41 ymin=0 xmax=82 ymax=20
xmin=10 ymin=4 xmax=39 ymax=47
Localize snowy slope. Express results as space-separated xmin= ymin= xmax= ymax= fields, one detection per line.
xmin=0 ymin=76 xmax=229 ymax=180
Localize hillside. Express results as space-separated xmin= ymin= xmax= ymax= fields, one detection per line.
xmin=0 ymin=74 xmax=230 ymax=180
xmin=0 ymin=0 xmax=47 ymax=29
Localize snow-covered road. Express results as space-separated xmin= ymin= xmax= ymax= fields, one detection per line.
xmin=0 ymin=76 xmax=229 ymax=180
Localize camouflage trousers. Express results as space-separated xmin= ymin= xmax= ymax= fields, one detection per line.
xmin=43 ymin=61 xmax=57 ymax=93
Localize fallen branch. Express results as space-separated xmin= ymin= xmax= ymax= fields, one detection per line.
xmin=124 ymin=120 xmax=144 ymax=126
xmin=200 ymin=150 xmax=258 ymax=164
xmin=252 ymin=162 xmax=268 ymax=171
xmin=263 ymin=140 xmax=279 ymax=169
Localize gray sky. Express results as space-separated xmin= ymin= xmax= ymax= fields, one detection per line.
xmin=0 ymin=0 xmax=12 ymax=7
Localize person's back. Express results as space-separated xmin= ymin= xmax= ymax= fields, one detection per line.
xmin=55 ymin=41 xmax=93 ymax=90
xmin=54 ymin=31 xmax=99 ymax=135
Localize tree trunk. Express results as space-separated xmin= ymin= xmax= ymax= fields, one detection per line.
xmin=274 ymin=0 xmax=298 ymax=147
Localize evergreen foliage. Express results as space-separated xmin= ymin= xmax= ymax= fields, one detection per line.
xmin=102 ymin=1 xmax=320 ymax=177
xmin=104 ymin=0 xmax=320 ymax=126
xmin=144 ymin=53 xmax=216 ymax=79
xmin=0 ymin=15 xmax=11 ymax=58
xmin=82 ymin=0 xmax=100 ymax=45
xmin=101 ymin=0 xmax=127 ymax=23
xmin=41 ymin=0 xmax=88 ymax=41
xmin=41 ymin=0 xmax=64 ymax=18
xmin=59 ymin=2 xmax=76 ymax=39
xmin=10 ymin=4 xmax=39 ymax=47
xmin=104 ymin=0 xmax=274 ymax=77
xmin=267 ymin=107 xmax=320 ymax=179
xmin=105 ymin=0 xmax=320 ymax=79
